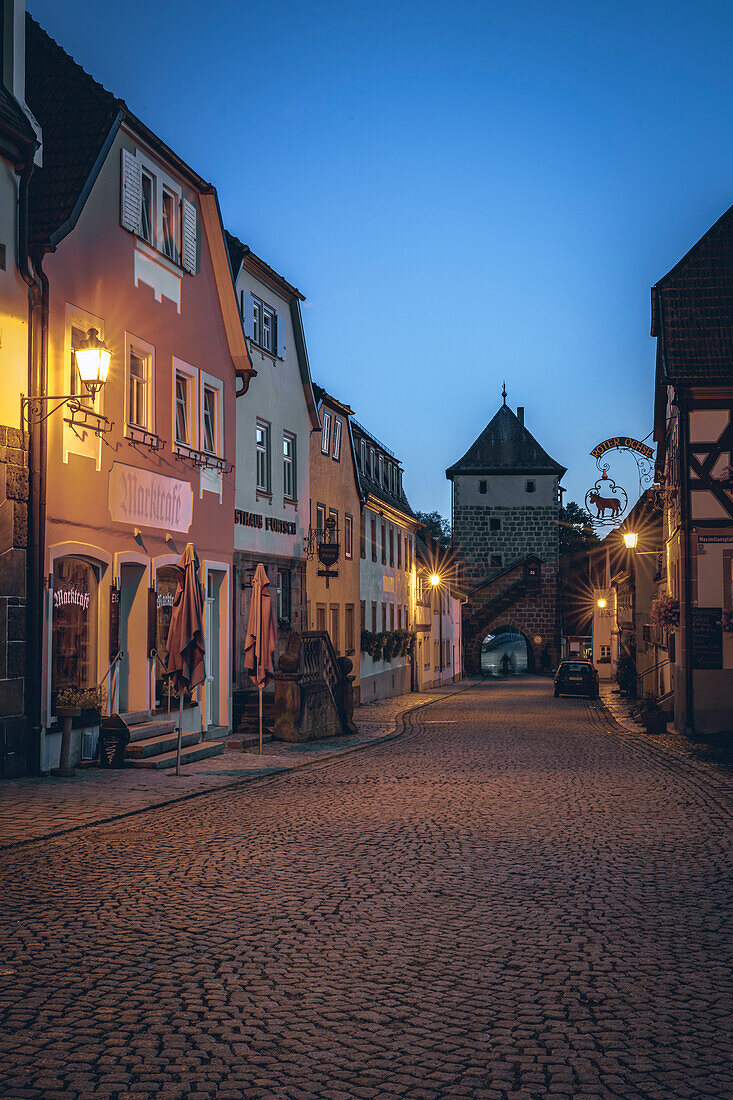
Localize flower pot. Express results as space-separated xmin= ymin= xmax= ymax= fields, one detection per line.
xmin=644 ymin=711 xmax=667 ymax=736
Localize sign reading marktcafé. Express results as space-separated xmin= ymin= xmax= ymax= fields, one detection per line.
xmin=109 ymin=462 xmax=193 ymax=533
xmin=235 ymin=509 xmax=297 ymax=535
xmin=591 ymin=438 xmax=654 ymax=460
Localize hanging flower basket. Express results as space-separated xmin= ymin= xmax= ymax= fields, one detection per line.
xmin=650 ymin=594 xmax=679 ymax=629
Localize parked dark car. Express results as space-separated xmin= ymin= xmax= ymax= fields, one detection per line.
xmin=554 ymin=659 xmax=599 ymax=698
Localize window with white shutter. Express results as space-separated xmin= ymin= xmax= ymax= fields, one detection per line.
xmin=182 ymin=198 xmax=197 ymax=274
xmin=120 ymin=149 xmax=142 ymax=234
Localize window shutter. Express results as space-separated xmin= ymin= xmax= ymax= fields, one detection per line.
xmin=120 ymin=149 xmax=142 ymax=233
xmin=243 ymin=292 xmax=255 ymax=339
xmin=182 ymin=198 xmax=197 ymax=274
xmin=277 ymin=312 xmax=287 ymax=360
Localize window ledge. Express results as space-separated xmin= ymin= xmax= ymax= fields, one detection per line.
xmin=135 ymin=237 xmax=182 ymax=276
xmin=251 ymin=343 xmax=280 ymax=363
xmin=283 ymin=496 xmax=298 ymax=508
xmin=256 ymin=489 xmax=273 ymax=502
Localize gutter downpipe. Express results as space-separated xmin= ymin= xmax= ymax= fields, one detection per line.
xmin=18 ymin=148 xmax=46 ymax=775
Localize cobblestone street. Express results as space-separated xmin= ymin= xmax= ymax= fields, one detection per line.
xmin=1 ymin=678 xmax=731 ymax=1100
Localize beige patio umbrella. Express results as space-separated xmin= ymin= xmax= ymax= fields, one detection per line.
xmin=242 ymin=562 xmax=275 ymax=754
xmin=165 ymin=543 xmax=205 ymax=775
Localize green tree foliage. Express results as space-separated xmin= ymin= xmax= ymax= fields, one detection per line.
xmin=559 ymin=501 xmax=598 ymax=558
xmin=414 ymin=510 xmax=451 ymax=552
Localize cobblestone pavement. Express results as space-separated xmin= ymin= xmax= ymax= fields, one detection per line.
xmin=1 ymin=677 xmax=731 ymax=1099
xmin=0 ymin=687 xmax=466 ymax=849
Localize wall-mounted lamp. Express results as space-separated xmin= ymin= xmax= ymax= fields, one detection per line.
xmin=623 ymin=532 xmax=638 ymax=549
xmin=597 ymin=598 xmax=607 ymax=609
xmin=74 ymin=328 xmax=111 ymax=397
xmin=21 ymin=327 xmax=113 ymax=434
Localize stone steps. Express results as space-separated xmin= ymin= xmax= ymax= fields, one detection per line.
xmin=126 ymin=729 xmax=200 ymax=759
xmin=127 ymin=740 xmax=225 ymax=770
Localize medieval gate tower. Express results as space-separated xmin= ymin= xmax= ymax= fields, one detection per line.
xmin=446 ymin=390 xmax=566 ymax=675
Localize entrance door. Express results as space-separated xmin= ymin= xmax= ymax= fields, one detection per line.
xmin=204 ymin=571 xmax=221 ymax=728
xmin=119 ymin=563 xmax=147 ymax=714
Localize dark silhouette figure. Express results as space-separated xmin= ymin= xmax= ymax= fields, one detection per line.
xmin=500 ymin=652 xmax=510 ymax=677
xmin=540 ymin=646 xmax=551 ymax=674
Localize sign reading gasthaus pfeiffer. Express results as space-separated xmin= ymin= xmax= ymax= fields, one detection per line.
xmin=108 ymin=462 xmax=193 ymax=533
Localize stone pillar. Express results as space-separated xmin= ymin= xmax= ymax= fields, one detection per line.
xmin=0 ymin=425 xmax=29 ymax=778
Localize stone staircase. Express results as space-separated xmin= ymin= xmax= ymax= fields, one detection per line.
xmin=227 ymin=691 xmax=275 ymax=751
xmin=121 ymin=710 xmax=225 ymax=770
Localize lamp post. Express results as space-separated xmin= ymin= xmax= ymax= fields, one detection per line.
xmin=430 ymin=573 xmax=443 ymax=687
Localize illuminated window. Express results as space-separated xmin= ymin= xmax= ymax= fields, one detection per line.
xmin=51 ymin=557 xmax=99 ymax=704
xmin=128 ymin=349 xmax=149 ymax=429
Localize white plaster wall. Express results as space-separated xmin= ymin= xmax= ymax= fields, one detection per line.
xmin=359 ymin=506 xmax=415 ymax=692
xmin=233 ymin=268 xmax=310 ymax=562
xmin=455 ymin=472 xmax=558 ymax=508
xmin=0 ymin=159 xmax=29 ymax=429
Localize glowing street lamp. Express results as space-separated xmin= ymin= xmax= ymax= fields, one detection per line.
xmin=597 ymin=598 xmax=607 ymax=609
xmin=74 ymin=328 xmax=111 ymax=397
xmin=623 ymin=531 xmax=638 ymax=549
xmin=429 ymin=573 xmax=441 ymax=587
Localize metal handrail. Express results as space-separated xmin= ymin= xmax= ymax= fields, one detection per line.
xmin=98 ymin=650 xmax=124 ymax=692
xmin=150 ymin=648 xmax=173 ymax=719
xmin=636 ymin=658 xmax=672 ymax=694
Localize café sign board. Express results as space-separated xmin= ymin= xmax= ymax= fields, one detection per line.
xmin=108 ymin=462 xmax=193 ymax=533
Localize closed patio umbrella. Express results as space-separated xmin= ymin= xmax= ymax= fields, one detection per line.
xmin=165 ymin=542 xmax=205 ymax=775
xmin=242 ymin=563 xmax=275 ymax=754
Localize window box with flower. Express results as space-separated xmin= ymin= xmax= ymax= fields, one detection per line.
xmin=650 ymin=594 xmax=679 ymax=629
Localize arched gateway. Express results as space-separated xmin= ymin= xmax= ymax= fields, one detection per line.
xmin=481 ymin=625 xmax=535 ymax=676
xmin=446 ymin=393 xmax=566 ymax=676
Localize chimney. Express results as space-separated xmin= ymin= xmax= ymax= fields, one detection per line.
xmin=2 ymin=1 xmax=42 ymax=163
xmin=517 ymin=406 xmax=524 ymax=426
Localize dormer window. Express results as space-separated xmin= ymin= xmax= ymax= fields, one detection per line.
xmin=121 ymin=148 xmax=197 ymax=275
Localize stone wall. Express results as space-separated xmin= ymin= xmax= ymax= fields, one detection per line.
xmin=0 ymin=425 xmax=29 ymax=778
xmin=453 ymin=502 xmax=559 ymax=588
xmin=462 ymin=565 xmax=560 ymax=676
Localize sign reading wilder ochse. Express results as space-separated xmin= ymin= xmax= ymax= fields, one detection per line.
xmin=108 ymin=462 xmax=193 ymax=533
xmin=235 ymin=510 xmax=297 ymax=535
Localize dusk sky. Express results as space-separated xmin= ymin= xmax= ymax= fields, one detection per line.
xmin=30 ymin=0 xmax=733 ymax=519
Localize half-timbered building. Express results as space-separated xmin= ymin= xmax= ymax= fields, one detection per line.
xmin=652 ymin=206 xmax=733 ymax=735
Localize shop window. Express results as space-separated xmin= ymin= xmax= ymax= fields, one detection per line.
xmin=51 ymin=557 xmax=99 ymax=707
xmin=277 ymin=570 xmax=292 ymax=623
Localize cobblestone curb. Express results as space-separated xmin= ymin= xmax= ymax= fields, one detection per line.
xmin=0 ymin=682 xmax=474 ymax=853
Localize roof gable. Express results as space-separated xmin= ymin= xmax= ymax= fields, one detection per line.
xmin=652 ymin=204 xmax=733 ymax=384
xmin=446 ymin=403 xmax=566 ymax=479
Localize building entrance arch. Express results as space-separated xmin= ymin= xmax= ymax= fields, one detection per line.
xmin=480 ymin=625 xmax=535 ymax=676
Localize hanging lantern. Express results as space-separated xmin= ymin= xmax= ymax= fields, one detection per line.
xmin=75 ymin=328 xmax=111 ymax=396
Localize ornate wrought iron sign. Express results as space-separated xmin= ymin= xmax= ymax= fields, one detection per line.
xmin=584 ymin=436 xmax=655 ymax=529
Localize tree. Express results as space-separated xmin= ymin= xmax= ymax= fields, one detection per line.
xmin=414 ymin=510 xmax=451 ymax=552
xmin=559 ymin=501 xmax=598 ymax=558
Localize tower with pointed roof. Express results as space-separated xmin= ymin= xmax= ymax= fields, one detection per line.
xmin=446 ymin=394 xmax=566 ymax=674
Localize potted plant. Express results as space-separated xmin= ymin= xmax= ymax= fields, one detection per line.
xmin=650 ymin=594 xmax=679 ymax=629
xmin=615 ymin=654 xmax=637 ymax=697
xmin=635 ymin=693 xmax=667 ymax=735
xmin=52 ymin=685 xmax=103 ymax=778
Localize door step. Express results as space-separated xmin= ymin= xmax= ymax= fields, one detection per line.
xmin=125 ymin=719 xmax=177 ymax=744
xmin=226 ymin=731 xmax=273 ymax=751
xmin=127 ymin=740 xmax=226 ymax=770
xmin=126 ymin=729 xmax=200 ymax=759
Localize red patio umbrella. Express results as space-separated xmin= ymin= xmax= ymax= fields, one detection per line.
xmin=242 ymin=562 xmax=275 ymax=754
xmin=165 ymin=542 xmax=205 ymax=775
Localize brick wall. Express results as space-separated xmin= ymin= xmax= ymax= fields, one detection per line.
xmin=0 ymin=425 xmax=29 ymax=778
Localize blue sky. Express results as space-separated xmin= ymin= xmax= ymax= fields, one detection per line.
xmin=30 ymin=0 xmax=733 ymax=518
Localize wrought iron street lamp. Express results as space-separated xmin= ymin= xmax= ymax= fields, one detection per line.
xmin=623 ymin=532 xmax=639 ymax=549
xmin=597 ymin=597 xmax=607 ymax=609
xmin=21 ymin=327 xmax=113 ymax=434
